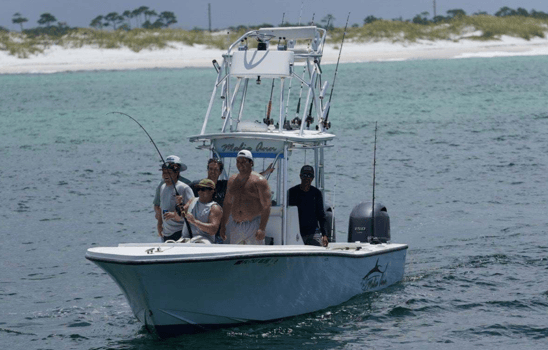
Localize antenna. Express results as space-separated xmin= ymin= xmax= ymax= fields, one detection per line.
xmin=208 ymin=3 xmax=212 ymax=32
xmin=371 ymin=121 xmax=378 ymax=240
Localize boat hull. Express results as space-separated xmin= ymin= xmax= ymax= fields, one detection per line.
xmin=87 ymin=243 xmax=407 ymax=336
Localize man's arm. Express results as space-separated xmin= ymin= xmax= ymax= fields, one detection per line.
xmin=186 ymin=204 xmax=223 ymax=236
xmin=154 ymin=181 xmax=163 ymax=236
xmin=219 ymin=176 xmax=235 ymax=240
xmin=315 ymin=189 xmax=328 ymax=247
xmin=154 ymin=205 xmax=163 ymax=236
xmin=255 ymin=176 xmax=272 ymax=240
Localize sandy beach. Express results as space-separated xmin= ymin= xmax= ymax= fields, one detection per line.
xmin=2 ymin=35 xmax=548 ymax=74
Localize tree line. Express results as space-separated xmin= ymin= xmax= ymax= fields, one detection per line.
xmin=3 ymin=6 xmax=548 ymax=34
xmin=4 ymin=6 xmax=177 ymax=34
xmin=364 ymin=6 xmax=548 ymax=25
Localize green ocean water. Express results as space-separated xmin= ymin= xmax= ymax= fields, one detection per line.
xmin=1 ymin=55 xmax=548 ymax=349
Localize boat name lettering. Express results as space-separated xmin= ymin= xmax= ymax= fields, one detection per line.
xmin=220 ymin=142 xmax=279 ymax=153
xmin=220 ymin=143 xmax=252 ymax=152
xmin=234 ymin=258 xmax=279 ymax=266
xmin=255 ymin=142 xmax=278 ymax=153
xmin=361 ymin=259 xmax=388 ymax=292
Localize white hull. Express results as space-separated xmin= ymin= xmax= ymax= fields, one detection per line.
xmin=86 ymin=243 xmax=407 ymax=336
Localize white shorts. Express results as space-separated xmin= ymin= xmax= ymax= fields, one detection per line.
xmin=226 ymin=215 xmax=264 ymax=245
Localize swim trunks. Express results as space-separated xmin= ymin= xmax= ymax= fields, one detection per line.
xmin=226 ymin=215 xmax=264 ymax=245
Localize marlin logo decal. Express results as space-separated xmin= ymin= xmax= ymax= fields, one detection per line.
xmin=361 ymin=259 xmax=388 ymax=292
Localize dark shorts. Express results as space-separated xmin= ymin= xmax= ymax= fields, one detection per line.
xmin=162 ymin=230 xmax=182 ymax=242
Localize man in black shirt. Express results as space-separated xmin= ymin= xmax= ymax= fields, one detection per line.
xmin=191 ymin=158 xmax=228 ymax=207
xmin=288 ymin=165 xmax=328 ymax=247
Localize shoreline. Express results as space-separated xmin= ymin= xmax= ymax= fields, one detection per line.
xmin=2 ymin=36 xmax=548 ymax=74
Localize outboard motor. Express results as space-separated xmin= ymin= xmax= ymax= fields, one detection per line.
xmin=348 ymin=202 xmax=390 ymax=243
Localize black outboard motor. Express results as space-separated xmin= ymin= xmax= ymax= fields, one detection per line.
xmin=348 ymin=202 xmax=390 ymax=243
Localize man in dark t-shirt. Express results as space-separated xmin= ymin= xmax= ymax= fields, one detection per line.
xmin=190 ymin=158 xmax=228 ymax=207
xmin=288 ymin=165 xmax=328 ymax=247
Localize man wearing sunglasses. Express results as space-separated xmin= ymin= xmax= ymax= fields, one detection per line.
xmin=157 ymin=155 xmax=194 ymax=242
xmin=153 ymin=155 xmax=192 ymax=238
xmin=167 ymin=178 xmax=223 ymax=244
xmin=288 ymin=165 xmax=328 ymax=247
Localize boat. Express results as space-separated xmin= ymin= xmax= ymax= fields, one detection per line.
xmin=86 ymin=25 xmax=408 ymax=337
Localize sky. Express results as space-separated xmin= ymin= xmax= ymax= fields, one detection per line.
xmin=2 ymin=0 xmax=548 ymax=31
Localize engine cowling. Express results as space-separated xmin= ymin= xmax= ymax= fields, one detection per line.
xmin=348 ymin=202 xmax=390 ymax=243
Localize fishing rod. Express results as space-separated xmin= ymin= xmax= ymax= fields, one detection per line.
xmin=264 ymin=12 xmax=288 ymax=127
xmin=371 ymin=121 xmax=378 ymax=241
xmin=108 ymin=111 xmax=193 ymax=238
xmin=264 ymin=78 xmax=276 ymax=126
xmin=322 ymin=12 xmax=350 ymax=130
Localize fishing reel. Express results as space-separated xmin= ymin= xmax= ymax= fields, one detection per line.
xmin=263 ymin=116 xmax=274 ymax=126
xmin=317 ymin=119 xmax=332 ymax=130
xmin=305 ymin=115 xmax=314 ymax=128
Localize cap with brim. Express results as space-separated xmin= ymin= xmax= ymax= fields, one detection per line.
xmin=300 ymin=165 xmax=314 ymax=175
xmin=197 ymin=178 xmax=216 ymax=189
xmin=237 ymin=150 xmax=253 ymax=161
xmin=162 ymin=155 xmax=187 ymax=171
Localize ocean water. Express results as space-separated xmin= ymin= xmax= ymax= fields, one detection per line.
xmin=1 ymin=55 xmax=548 ymax=349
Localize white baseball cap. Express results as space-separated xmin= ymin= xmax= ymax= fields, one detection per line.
xmin=164 ymin=155 xmax=187 ymax=171
xmin=237 ymin=150 xmax=253 ymax=161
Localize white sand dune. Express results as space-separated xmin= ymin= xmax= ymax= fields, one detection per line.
xmin=2 ymin=36 xmax=548 ymax=74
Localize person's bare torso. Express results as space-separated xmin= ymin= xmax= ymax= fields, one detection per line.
xmin=228 ymin=171 xmax=265 ymax=222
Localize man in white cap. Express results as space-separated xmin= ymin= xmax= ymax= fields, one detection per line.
xmin=153 ymin=155 xmax=191 ymax=237
xmin=157 ymin=155 xmax=194 ymax=242
xmin=220 ymin=150 xmax=272 ymax=245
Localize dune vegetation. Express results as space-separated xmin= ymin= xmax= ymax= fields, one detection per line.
xmin=2 ymin=9 xmax=548 ymax=58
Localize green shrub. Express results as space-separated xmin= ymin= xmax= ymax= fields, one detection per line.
xmin=2 ymin=16 xmax=548 ymax=58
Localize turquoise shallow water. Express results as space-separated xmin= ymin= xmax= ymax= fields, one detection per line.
xmin=1 ymin=55 xmax=548 ymax=349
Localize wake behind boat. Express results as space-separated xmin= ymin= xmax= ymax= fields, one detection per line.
xmin=86 ymin=25 xmax=408 ymax=337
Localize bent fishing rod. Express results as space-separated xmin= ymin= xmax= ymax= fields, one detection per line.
xmin=322 ymin=12 xmax=350 ymax=130
xmin=107 ymin=111 xmax=193 ymax=238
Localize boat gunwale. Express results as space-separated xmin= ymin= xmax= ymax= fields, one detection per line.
xmin=85 ymin=244 xmax=408 ymax=265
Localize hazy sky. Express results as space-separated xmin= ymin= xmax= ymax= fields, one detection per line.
xmin=3 ymin=0 xmax=548 ymax=31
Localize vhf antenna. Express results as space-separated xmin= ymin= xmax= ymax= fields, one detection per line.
xmin=371 ymin=121 xmax=378 ymax=241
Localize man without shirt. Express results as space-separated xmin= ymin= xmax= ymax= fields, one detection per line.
xmin=220 ymin=150 xmax=272 ymax=245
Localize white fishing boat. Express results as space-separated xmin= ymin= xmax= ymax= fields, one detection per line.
xmin=86 ymin=25 xmax=408 ymax=337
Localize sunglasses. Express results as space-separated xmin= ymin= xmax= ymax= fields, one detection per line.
xmin=197 ymin=187 xmax=213 ymax=192
xmin=300 ymin=173 xmax=314 ymax=178
xmin=161 ymin=164 xmax=178 ymax=171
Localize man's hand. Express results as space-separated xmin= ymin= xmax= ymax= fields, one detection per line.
xmin=185 ymin=212 xmax=196 ymax=225
xmin=321 ymin=235 xmax=329 ymax=247
xmin=220 ymin=226 xmax=227 ymax=241
xmin=255 ymin=228 xmax=266 ymax=241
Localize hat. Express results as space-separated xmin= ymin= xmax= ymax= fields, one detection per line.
xmin=237 ymin=150 xmax=253 ymax=161
xmin=300 ymin=165 xmax=315 ymax=175
xmin=164 ymin=155 xmax=187 ymax=171
xmin=197 ymin=178 xmax=215 ymax=189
